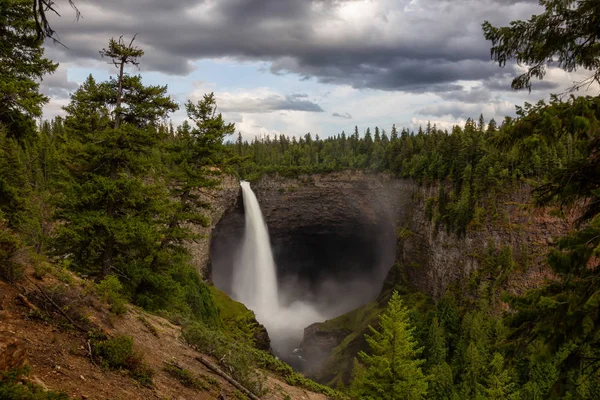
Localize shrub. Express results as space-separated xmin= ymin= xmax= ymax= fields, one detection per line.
xmin=163 ymin=361 xmax=208 ymax=390
xmin=91 ymin=334 xmax=153 ymax=386
xmin=96 ymin=276 xmax=127 ymax=315
xmin=0 ymin=368 xmax=70 ymax=399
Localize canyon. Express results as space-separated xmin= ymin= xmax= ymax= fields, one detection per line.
xmin=199 ymin=171 xmax=575 ymax=382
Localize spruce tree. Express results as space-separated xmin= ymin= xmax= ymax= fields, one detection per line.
xmin=351 ymin=291 xmax=428 ymax=400
xmin=53 ymin=37 xmax=178 ymax=281
xmin=0 ymin=0 xmax=57 ymax=141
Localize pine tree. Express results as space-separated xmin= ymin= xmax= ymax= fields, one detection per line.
xmin=485 ymin=353 xmax=517 ymax=400
xmin=53 ymin=37 xmax=178 ymax=282
xmin=483 ymin=0 xmax=600 ymax=91
xmin=351 ymin=291 xmax=428 ymax=400
xmin=0 ymin=0 xmax=57 ymax=141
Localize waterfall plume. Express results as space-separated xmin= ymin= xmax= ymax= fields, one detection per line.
xmin=233 ymin=181 xmax=323 ymax=356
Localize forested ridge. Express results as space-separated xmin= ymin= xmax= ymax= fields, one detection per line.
xmin=1 ymin=0 xmax=600 ymax=399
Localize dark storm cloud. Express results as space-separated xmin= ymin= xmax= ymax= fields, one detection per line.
xmin=332 ymin=112 xmax=352 ymax=119
xmin=219 ymin=93 xmax=324 ymax=113
xmin=45 ymin=0 xmax=545 ymax=92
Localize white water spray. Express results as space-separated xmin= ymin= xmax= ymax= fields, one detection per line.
xmin=234 ymin=181 xmax=323 ymax=355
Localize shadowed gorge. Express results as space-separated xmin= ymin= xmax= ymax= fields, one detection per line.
xmin=211 ymin=200 xmax=396 ymax=316
xmin=210 ymin=173 xmax=407 ymax=357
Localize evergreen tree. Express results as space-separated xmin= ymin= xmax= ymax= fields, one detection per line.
xmin=53 ymin=37 xmax=178 ymax=282
xmin=0 ymin=0 xmax=57 ymax=141
xmin=483 ymin=0 xmax=600 ymax=91
xmin=351 ymin=291 xmax=428 ymax=400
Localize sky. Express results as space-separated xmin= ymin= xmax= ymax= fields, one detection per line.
xmin=40 ymin=0 xmax=597 ymax=140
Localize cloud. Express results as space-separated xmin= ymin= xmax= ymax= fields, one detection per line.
xmin=438 ymin=86 xmax=493 ymax=103
xmin=39 ymin=65 xmax=79 ymax=99
xmin=417 ymin=100 xmax=516 ymax=120
xmin=43 ymin=0 xmax=548 ymax=92
xmin=214 ymin=90 xmax=324 ymax=113
xmin=332 ymin=112 xmax=352 ymax=119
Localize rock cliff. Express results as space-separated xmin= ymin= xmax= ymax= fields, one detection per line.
xmin=210 ymin=171 xmax=415 ymax=316
xmin=200 ymin=172 xmax=575 ymax=383
xmin=186 ymin=173 xmax=240 ymax=279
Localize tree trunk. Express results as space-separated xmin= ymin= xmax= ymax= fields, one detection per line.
xmin=114 ymin=57 xmax=124 ymax=130
xmin=101 ymin=56 xmax=124 ymax=278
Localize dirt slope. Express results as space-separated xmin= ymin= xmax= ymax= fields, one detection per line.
xmin=0 ymin=269 xmax=327 ymax=400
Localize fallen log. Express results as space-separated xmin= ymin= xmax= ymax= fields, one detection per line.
xmin=16 ymin=293 xmax=39 ymax=312
xmin=25 ymin=276 xmax=87 ymax=332
xmin=196 ymin=356 xmax=261 ymax=400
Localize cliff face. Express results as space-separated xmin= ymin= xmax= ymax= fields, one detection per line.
xmin=210 ymin=171 xmax=416 ymax=316
xmin=400 ymin=183 xmax=576 ymax=299
xmin=207 ymin=173 xmax=573 ymax=301
xmin=186 ymin=174 xmax=240 ymax=279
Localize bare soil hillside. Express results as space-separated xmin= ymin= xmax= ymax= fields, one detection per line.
xmin=0 ymin=268 xmax=327 ymax=400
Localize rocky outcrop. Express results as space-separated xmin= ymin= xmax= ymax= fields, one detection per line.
xmin=186 ymin=174 xmax=240 ymax=279
xmin=296 ymin=323 xmax=351 ymax=375
xmin=400 ymin=182 xmax=576 ymax=298
xmin=0 ymin=334 xmax=28 ymax=372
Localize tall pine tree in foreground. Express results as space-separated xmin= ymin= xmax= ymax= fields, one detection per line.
xmin=351 ymin=291 xmax=428 ymax=400
xmin=54 ymin=36 xmax=178 ymax=279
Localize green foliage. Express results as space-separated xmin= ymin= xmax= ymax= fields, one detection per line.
xmin=163 ymin=361 xmax=208 ymax=391
xmin=182 ymin=323 xmax=268 ymax=397
xmin=0 ymin=368 xmax=70 ymax=399
xmin=96 ymin=275 xmax=127 ymax=315
xmin=351 ymin=291 xmax=428 ymax=400
xmin=91 ymin=334 xmax=153 ymax=386
xmin=0 ymin=216 xmax=25 ymax=282
xmin=49 ymin=38 xmax=220 ymax=329
xmin=182 ymin=322 xmax=345 ymax=398
xmin=483 ymin=0 xmax=600 ymax=91
xmin=0 ymin=0 xmax=57 ymax=141
xmin=228 ymin=113 xmax=574 ymax=233
xmin=209 ymin=286 xmax=263 ymax=345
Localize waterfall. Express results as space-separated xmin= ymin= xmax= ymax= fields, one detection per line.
xmin=233 ymin=181 xmax=323 ymax=356
xmin=233 ymin=181 xmax=280 ymax=316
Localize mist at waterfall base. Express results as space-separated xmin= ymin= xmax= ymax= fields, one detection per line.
xmin=233 ymin=181 xmax=324 ymax=357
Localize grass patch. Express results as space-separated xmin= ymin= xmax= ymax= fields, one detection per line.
xmin=183 ymin=323 xmax=347 ymax=399
xmin=0 ymin=367 xmax=70 ymax=399
xmin=138 ymin=315 xmax=159 ymax=337
xmin=90 ymin=333 xmax=153 ymax=386
xmin=209 ymin=286 xmax=265 ymax=346
xmin=163 ymin=361 xmax=208 ymax=391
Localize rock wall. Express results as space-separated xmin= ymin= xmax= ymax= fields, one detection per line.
xmin=199 ymin=172 xmax=575 ymax=302
xmin=400 ymin=182 xmax=576 ymax=299
xmin=209 ymin=171 xmax=417 ymax=316
xmin=186 ymin=174 xmax=240 ymax=279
